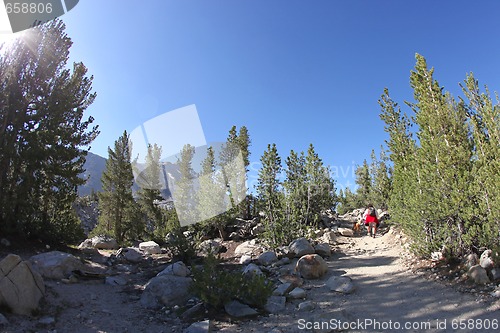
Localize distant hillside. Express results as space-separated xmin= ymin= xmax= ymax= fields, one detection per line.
xmin=78 ymin=151 xmax=176 ymax=199
xmin=78 ymin=151 xmax=107 ymax=196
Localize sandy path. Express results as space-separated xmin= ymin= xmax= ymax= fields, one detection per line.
xmin=329 ymin=231 xmax=500 ymax=333
xmin=226 ymin=229 xmax=500 ymax=333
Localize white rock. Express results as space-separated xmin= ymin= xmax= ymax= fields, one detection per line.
xmin=239 ymin=255 xmax=252 ymax=265
xmin=0 ymin=254 xmax=45 ymax=315
xmin=139 ymin=241 xmax=161 ymax=255
xmin=141 ymin=275 xmax=192 ymax=309
xmin=157 ymin=261 xmax=191 ymax=277
xmin=29 ymin=251 xmax=82 ymax=280
xmin=338 ymin=228 xmax=354 ymax=237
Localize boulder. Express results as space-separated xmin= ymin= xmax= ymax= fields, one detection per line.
xmin=338 ymin=228 xmax=354 ymax=237
xmin=295 ymin=254 xmax=328 ymax=279
xmin=89 ymin=236 xmax=118 ymax=250
xmin=272 ymin=282 xmax=294 ymax=296
xmin=180 ymin=302 xmax=206 ymax=321
xmin=320 ymin=231 xmax=337 ymax=245
xmin=224 ymin=300 xmax=258 ymax=318
xmin=258 ymin=251 xmax=278 ymax=266
xmin=157 ymin=261 xmax=191 ymax=277
xmin=0 ymin=254 xmax=45 ymax=315
xmin=314 ymin=243 xmax=331 ymax=257
xmin=297 ymin=300 xmax=315 ymax=311
xmin=141 ymin=275 xmax=192 ymax=309
xmin=117 ymin=247 xmax=143 ymax=263
xmin=198 ymin=239 xmax=222 ymax=255
xmin=139 ymin=241 xmax=161 ymax=255
xmin=243 ymin=263 xmax=264 ymax=276
xmin=288 ymin=287 xmax=306 ymax=299
xmin=234 ymin=240 xmax=263 ymax=256
xmin=289 ymin=238 xmax=315 ymax=258
xmin=468 ymin=265 xmax=490 ymax=285
xmin=480 ymin=249 xmax=495 ymax=270
xmin=29 ymin=251 xmax=82 ymax=280
xmin=326 ymin=276 xmax=355 ymax=294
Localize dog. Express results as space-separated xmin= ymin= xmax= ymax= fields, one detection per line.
xmin=352 ymin=221 xmax=362 ymax=235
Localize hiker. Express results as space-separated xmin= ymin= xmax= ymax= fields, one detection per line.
xmin=363 ymin=204 xmax=379 ymax=238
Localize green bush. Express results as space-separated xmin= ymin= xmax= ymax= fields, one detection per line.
xmin=189 ymin=253 xmax=273 ymax=309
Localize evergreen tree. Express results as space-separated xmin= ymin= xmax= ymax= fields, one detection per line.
xmin=408 ymin=54 xmax=473 ymax=255
xmin=304 ymin=144 xmax=335 ymax=226
xmin=379 ymin=87 xmax=418 ymax=241
xmin=174 ymin=144 xmax=197 ymax=226
xmin=219 ymin=126 xmax=250 ymax=218
xmin=0 ymin=20 xmax=98 ymax=242
xmin=197 ymin=146 xmax=228 ymax=239
xmin=336 ymin=187 xmax=358 ymax=215
xmin=96 ymin=131 xmax=140 ymax=243
xmin=369 ymin=148 xmax=392 ymax=209
xmin=136 ymin=144 xmax=165 ymax=239
xmin=256 ymin=144 xmax=284 ymax=248
xmin=283 ymin=150 xmax=307 ymax=237
xmin=354 ymin=160 xmax=371 ymax=207
xmin=381 ymin=55 xmax=475 ymax=256
xmin=461 ymin=74 xmax=500 ymax=250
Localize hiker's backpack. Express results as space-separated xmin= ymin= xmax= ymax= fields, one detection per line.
xmin=368 ymin=207 xmax=376 ymax=217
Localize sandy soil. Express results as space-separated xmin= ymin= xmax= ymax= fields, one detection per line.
xmin=2 ymin=228 xmax=500 ymax=333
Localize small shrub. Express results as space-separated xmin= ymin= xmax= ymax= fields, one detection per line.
xmin=190 ymin=253 xmax=273 ymax=309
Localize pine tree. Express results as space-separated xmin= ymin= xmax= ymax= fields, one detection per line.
xmin=354 ymin=160 xmax=371 ymax=207
xmin=197 ymin=146 xmax=227 ymax=239
xmin=408 ymin=54 xmax=473 ymax=255
xmin=379 ymin=87 xmax=418 ymax=242
xmin=219 ymin=126 xmax=250 ymax=218
xmin=95 ymin=131 xmax=140 ymax=243
xmin=336 ymin=187 xmax=358 ymax=215
xmin=369 ymin=148 xmax=392 ymax=209
xmin=136 ymin=144 xmax=165 ymax=239
xmin=461 ymin=74 xmax=500 ymax=250
xmin=0 ymin=20 xmax=98 ymax=242
xmin=304 ymin=144 xmax=335 ymax=226
xmin=173 ymin=144 xmax=197 ymax=226
xmin=256 ymin=143 xmax=284 ymax=248
xmin=283 ymin=150 xmax=307 ymax=237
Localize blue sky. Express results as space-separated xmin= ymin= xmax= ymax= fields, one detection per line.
xmin=5 ymin=0 xmax=500 ymax=191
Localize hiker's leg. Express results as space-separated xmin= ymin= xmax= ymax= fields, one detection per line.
xmin=372 ymin=223 xmax=377 ymax=237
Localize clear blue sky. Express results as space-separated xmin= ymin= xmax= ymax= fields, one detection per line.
xmin=14 ymin=1 xmax=500 ymax=190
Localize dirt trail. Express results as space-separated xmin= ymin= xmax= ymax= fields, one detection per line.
xmin=229 ymin=228 xmax=500 ymax=333
xmin=328 ymin=230 xmax=500 ymax=332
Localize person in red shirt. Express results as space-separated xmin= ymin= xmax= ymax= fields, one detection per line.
xmin=363 ymin=204 xmax=379 ymax=238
